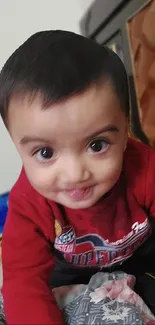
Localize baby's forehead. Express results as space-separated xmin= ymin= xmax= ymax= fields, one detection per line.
xmin=7 ymin=84 xmax=124 ymax=145
xmin=8 ymin=84 xmax=121 ymax=125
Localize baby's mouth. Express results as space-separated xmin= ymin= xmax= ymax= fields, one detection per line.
xmin=63 ymin=186 xmax=93 ymax=201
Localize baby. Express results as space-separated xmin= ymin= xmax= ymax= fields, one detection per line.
xmin=0 ymin=30 xmax=155 ymax=324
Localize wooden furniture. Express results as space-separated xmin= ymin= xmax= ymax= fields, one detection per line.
xmin=80 ymin=0 xmax=155 ymax=147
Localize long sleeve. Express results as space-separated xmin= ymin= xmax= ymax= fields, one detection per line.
xmin=2 ymin=189 xmax=63 ymax=325
xmin=145 ymin=148 xmax=155 ymax=218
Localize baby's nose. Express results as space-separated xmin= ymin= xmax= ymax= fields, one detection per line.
xmin=60 ymin=156 xmax=91 ymax=186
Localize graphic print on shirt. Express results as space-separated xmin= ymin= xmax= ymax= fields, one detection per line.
xmin=54 ymin=219 xmax=151 ymax=267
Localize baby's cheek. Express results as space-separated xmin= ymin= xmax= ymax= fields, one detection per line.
xmin=110 ymin=159 xmax=123 ymax=180
xmin=99 ymin=157 xmax=122 ymax=187
xmin=103 ymin=156 xmax=122 ymax=176
xmin=37 ymin=175 xmax=52 ymax=192
xmin=26 ymin=167 xmax=52 ymax=192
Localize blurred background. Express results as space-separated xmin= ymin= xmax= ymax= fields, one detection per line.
xmin=81 ymin=0 xmax=155 ymax=150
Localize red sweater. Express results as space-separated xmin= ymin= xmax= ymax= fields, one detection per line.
xmin=2 ymin=138 xmax=155 ymax=324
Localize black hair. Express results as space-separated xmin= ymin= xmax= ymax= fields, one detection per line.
xmin=0 ymin=30 xmax=129 ymax=123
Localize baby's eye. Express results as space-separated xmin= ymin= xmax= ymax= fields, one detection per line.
xmin=87 ymin=139 xmax=109 ymax=154
xmin=34 ymin=147 xmax=54 ymax=162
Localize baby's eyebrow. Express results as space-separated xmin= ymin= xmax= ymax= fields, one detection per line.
xmin=85 ymin=124 xmax=119 ymax=140
xmin=20 ymin=125 xmax=119 ymax=145
xmin=20 ymin=136 xmax=51 ymax=145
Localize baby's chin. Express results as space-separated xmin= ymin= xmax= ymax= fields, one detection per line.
xmin=54 ymin=198 xmax=98 ymax=210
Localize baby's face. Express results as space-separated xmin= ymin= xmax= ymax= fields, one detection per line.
xmin=8 ymin=83 xmax=128 ymax=209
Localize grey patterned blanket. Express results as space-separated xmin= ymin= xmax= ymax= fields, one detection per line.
xmin=53 ymin=272 xmax=155 ymax=325
xmin=0 ymin=296 xmax=5 ymax=325
xmin=0 ymin=272 xmax=155 ymax=324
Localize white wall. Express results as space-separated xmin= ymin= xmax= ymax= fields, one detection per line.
xmin=0 ymin=0 xmax=94 ymax=194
